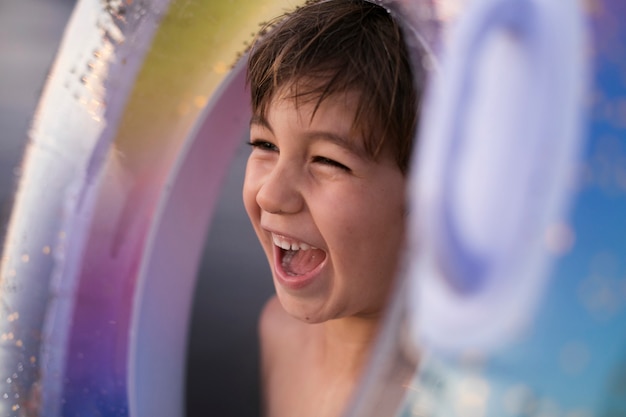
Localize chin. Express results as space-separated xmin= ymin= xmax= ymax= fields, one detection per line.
xmin=275 ymin=292 xmax=333 ymax=324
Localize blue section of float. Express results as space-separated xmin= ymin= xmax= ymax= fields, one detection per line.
xmin=488 ymin=6 xmax=626 ymax=409
xmin=486 ymin=11 xmax=626 ymax=417
xmin=400 ymin=1 xmax=626 ymax=416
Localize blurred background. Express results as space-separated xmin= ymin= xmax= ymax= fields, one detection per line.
xmin=4 ymin=1 xmax=626 ymax=417
xmin=0 ymin=1 xmax=272 ymax=416
xmin=0 ymin=0 xmax=77 ymax=241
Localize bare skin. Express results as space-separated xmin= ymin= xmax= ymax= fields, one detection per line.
xmin=243 ymin=90 xmax=406 ymax=417
xmin=260 ymin=296 xmax=383 ymax=417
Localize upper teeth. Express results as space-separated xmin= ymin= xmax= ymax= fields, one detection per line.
xmin=272 ymin=234 xmax=313 ymax=251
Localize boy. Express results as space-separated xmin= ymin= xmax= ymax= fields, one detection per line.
xmin=243 ymin=1 xmax=424 ymax=416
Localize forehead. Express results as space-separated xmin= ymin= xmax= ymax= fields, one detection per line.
xmin=281 ymin=81 xmax=371 ymax=123
xmin=255 ymin=86 xmax=372 ymax=151
xmin=253 ymin=77 xmax=398 ymax=164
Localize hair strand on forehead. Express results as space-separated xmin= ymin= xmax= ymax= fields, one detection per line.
xmin=246 ymin=0 xmax=426 ymax=173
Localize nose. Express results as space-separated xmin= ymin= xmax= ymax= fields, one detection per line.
xmin=255 ymin=163 xmax=304 ymax=215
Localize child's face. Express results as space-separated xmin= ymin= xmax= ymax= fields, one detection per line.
xmin=243 ymin=88 xmax=406 ymax=323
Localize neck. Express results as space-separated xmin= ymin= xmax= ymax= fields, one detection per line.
xmin=315 ymin=314 xmax=382 ymax=379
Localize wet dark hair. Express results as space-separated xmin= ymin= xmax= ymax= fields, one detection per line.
xmin=246 ymin=0 xmax=424 ymax=173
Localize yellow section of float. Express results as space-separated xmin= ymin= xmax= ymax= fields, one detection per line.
xmin=114 ymin=0 xmax=304 ymax=175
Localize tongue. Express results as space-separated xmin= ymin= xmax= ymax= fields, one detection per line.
xmin=282 ymin=249 xmax=325 ymax=276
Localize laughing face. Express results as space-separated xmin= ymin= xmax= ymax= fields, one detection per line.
xmin=243 ymin=89 xmax=407 ymax=323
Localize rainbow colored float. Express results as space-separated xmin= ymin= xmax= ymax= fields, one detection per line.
xmin=0 ymin=0 xmax=624 ymax=416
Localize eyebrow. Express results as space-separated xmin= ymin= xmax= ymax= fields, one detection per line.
xmin=249 ymin=115 xmax=369 ymax=159
xmin=250 ymin=115 xmax=272 ymax=132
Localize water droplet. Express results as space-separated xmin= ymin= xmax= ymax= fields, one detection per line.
xmin=3 ymin=393 xmax=8 ymax=399
xmin=6 ymin=378 xmax=12 ymax=384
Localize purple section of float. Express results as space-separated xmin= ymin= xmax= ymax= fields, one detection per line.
xmin=0 ymin=1 xmax=268 ymax=416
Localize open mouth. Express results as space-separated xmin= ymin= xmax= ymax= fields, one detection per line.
xmin=272 ymin=234 xmax=326 ymax=277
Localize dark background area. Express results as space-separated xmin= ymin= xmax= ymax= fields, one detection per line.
xmin=0 ymin=1 xmax=272 ymax=416
xmin=186 ymin=143 xmax=273 ymax=417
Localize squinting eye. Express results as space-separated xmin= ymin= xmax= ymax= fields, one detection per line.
xmin=247 ymin=140 xmax=278 ymax=152
xmin=312 ymin=156 xmax=351 ymax=172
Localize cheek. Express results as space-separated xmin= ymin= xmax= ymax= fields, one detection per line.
xmin=339 ymin=187 xmax=405 ymax=236
xmin=334 ymin=189 xmax=406 ymax=271
xmin=322 ymin=189 xmax=404 ymax=253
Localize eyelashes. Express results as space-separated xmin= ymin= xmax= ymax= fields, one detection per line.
xmin=247 ymin=140 xmax=352 ymax=173
xmin=247 ymin=139 xmax=278 ymax=152
xmin=311 ymin=156 xmax=350 ymax=171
